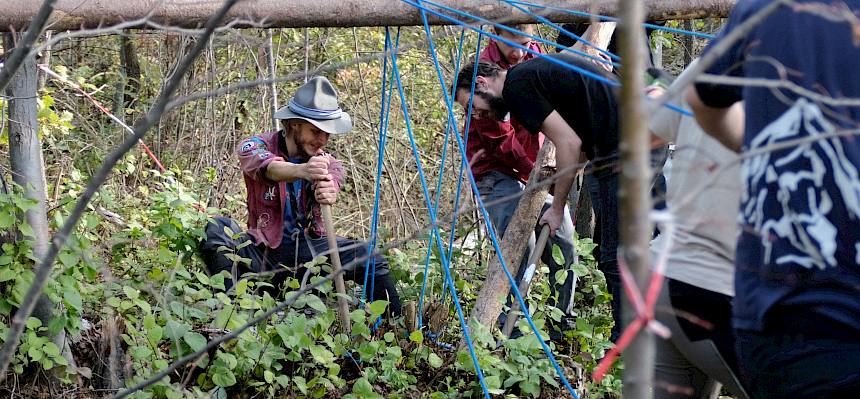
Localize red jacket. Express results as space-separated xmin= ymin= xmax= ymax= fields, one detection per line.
xmin=465 ymin=39 xmax=545 ymax=183
xmin=237 ymin=130 xmax=344 ymax=249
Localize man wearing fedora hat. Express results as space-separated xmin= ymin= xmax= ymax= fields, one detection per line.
xmin=200 ymin=76 xmax=401 ymax=316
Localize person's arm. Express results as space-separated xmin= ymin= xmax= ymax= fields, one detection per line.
xmin=562 ymin=22 xmax=616 ymax=73
xmin=538 ymin=110 xmax=582 ymax=234
xmin=686 ymin=87 xmax=745 ymax=152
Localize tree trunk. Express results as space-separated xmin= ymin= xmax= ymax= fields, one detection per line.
xmin=467 ymin=141 xmax=554 ymax=333
xmin=3 ymin=32 xmax=78 ymax=384
xmin=683 ymin=20 xmax=694 ymax=67
xmin=617 ymin=0 xmax=655 ymax=397
xmin=0 ymin=0 xmax=736 ymax=31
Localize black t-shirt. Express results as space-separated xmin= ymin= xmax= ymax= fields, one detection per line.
xmin=502 ymin=53 xmax=620 ymax=161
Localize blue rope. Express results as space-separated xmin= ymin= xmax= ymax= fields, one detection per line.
xmin=363 ymin=28 xmax=400 ymax=303
xmin=417 ymin=28 xmax=469 ymax=327
xmin=500 ymin=0 xmax=621 ymax=62
xmin=439 ymin=32 xmax=483 ymax=305
xmin=362 ymin=29 xmax=389 ymax=302
xmin=414 ymin=3 xmax=582 ymax=397
xmin=400 ymin=0 xmax=692 ymax=117
xmin=416 ymin=0 xmax=618 ymax=69
xmin=508 ymin=0 xmax=716 ymax=40
xmin=391 ymin=41 xmax=493 ymax=399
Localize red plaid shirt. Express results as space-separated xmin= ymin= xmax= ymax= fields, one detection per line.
xmin=464 ymin=39 xmax=545 ymax=183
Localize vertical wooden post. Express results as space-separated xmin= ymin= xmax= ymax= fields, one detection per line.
xmin=617 ymin=1 xmax=655 ymax=398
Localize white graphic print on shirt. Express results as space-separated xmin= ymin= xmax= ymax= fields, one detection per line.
xmin=741 ymin=99 xmax=860 ymax=270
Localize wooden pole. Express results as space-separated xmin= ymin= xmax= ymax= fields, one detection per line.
xmin=468 ymin=141 xmax=554 ymax=333
xmin=0 ymin=0 xmax=737 ymax=31
xmin=500 ymin=225 xmax=550 ymax=338
xmin=321 ymin=204 xmax=352 ymax=335
xmin=617 ymin=0 xmax=655 ymax=397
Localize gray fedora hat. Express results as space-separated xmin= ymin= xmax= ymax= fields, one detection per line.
xmin=274 ymin=76 xmax=352 ymax=135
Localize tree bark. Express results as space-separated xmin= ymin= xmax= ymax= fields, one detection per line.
xmin=467 ymin=141 xmax=554 ymax=333
xmin=0 ymin=0 xmax=736 ymax=31
xmin=3 ymin=32 xmax=77 ymax=384
xmin=617 ymin=0 xmax=655 ymax=397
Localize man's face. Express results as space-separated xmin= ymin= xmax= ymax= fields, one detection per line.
xmin=456 ymin=87 xmax=508 ymax=121
xmin=292 ymin=121 xmax=330 ymax=159
xmin=494 ymin=30 xmax=533 ymax=66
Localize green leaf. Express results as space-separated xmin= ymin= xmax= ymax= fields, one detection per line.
xmin=408 ymin=330 xmax=424 ymax=344
xmin=368 ymin=300 xmax=389 ymax=317
xmin=164 ymin=320 xmax=191 ymax=343
xmin=0 ymin=267 xmax=13 ymax=283
xmin=63 ymin=287 xmax=83 ymax=311
xmin=25 ymin=317 xmax=41 ymax=330
xmin=428 ymin=352 xmax=443 ymax=368
xmin=293 ymin=376 xmax=308 ymax=394
xmin=554 ymin=269 xmax=568 ymax=286
xmin=18 ymin=222 xmax=34 ymax=238
xmin=58 ymin=251 xmax=79 ymax=267
xmin=309 ymin=344 xmax=335 ymax=364
xmin=485 ymin=375 xmax=504 ymax=395
xmin=264 ymin=369 xmax=275 ymax=384
xmin=304 ymin=294 xmax=327 ymax=313
xmin=122 ymin=286 xmax=139 ymax=300
xmin=571 ymin=262 xmax=590 ymax=277
xmin=211 ymin=367 xmax=236 ymax=387
xmin=183 ymin=331 xmax=207 ymax=352
xmin=42 ymin=342 xmax=60 ymax=357
xmin=383 ymin=332 xmax=395 ymax=343
xmin=352 ymin=377 xmax=382 ymax=399
xmin=106 ymin=297 xmax=121 ymax=308
xmin=552 ymin=244 xmax=565 ymax=265
xmin=0 ymin=211 xmax=13 ymax=229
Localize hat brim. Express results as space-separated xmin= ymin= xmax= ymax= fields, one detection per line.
xmin=274 ymin=107 xmax=352 ymax=135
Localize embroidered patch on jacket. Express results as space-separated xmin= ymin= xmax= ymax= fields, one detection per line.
xmin=264 ymin=186 xmax=276 ymax=201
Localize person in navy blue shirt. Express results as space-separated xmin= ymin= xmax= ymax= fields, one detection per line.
xmin=687 ymin=1 xmax=860 ymax=397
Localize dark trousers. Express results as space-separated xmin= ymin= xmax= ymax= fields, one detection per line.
xmin=200 ymin=216 xmax=401 ymax=316
xmin=735 ymin=311 xmax=860 ymax=398
xmin=654 ymin=279 xmax=747 ymax=399
xmin=587 ymin=163 xmax=621 ymax=342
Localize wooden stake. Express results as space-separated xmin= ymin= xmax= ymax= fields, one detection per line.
xmin=321 ymin=204 xmax=352 ymax=335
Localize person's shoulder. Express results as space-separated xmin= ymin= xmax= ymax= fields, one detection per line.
xmin=237 ymin=131 xmax=277 ymax=155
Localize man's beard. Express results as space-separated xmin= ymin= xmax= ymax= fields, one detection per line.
xmin=290 ymin=131 xmax=321 ymax=160
xmin=477 ymin=90 xmax=509 ymax=121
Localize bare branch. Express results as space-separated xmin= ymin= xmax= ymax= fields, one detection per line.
xmin=696 ymin=73 xmax=860 ymax=107
xmin=0 ymin=0 xmax=57 ymax=93
xmin=0 ymin=0 xmax=242 ymax=382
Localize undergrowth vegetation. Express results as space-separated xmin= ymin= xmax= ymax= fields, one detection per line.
xmin=0 ymin=168 xmax=619 ymax=398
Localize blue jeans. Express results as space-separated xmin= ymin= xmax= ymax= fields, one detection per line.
xmin=476 ymin=171 xmax=577 ymax=328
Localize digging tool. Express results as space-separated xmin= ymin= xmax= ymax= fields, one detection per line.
xmin=321 ymin=204 xmax=352 ymax=335
xmin=501 ymin=224 xmax=551 ymax=338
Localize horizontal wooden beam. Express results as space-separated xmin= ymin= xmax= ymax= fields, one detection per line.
xmin=0 ymin=0 xmax=734 ymax=32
